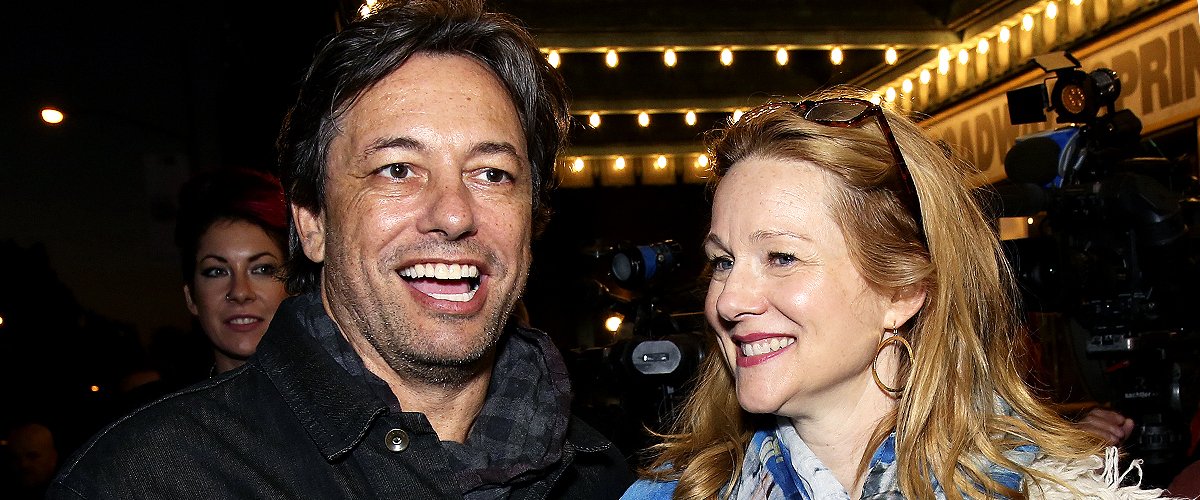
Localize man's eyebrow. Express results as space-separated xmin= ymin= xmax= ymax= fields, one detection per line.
xmin=361 ymin=136 xmax=424 ymax=159
xmin=471 ymin=141 xmax=523 ymax=162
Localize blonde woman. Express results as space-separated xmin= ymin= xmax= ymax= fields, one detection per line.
xmin=623 ymin=89 xmax=1170 ymax=499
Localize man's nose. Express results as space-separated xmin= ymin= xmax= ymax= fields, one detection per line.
xmin=417 ymin=175 xmax=477 ymax=240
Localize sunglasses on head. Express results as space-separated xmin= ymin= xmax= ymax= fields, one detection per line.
xmin=776 ymin=98 xmax=927 ymax=247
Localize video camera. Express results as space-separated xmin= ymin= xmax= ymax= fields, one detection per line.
xmin=999 ymin=52 xmax=1200 ymax=481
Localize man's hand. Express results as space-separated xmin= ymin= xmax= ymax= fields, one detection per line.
xmin=1078 ymin=407 xmax=1134 ymax=446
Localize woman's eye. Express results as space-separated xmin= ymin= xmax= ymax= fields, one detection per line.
xmin=768 ymin=252 xmax=798 ymax=266
xmin=478 ymin=168 xmax=514 ymax=183
xmin=199 ymin=267 xmax=228 ymax=278
xmin=252 ymin=264 xmax=278 ymax=275
xmin=708 ymin=256 xmax=733 ymax=272
xmin=379 ymin=163 xmax=412 ymax=180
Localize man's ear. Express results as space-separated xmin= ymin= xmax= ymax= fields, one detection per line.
xmin=292 ymin=203 xmax=327 ymax=263
xmin=183 ymin=284 xmax=199 ymax=316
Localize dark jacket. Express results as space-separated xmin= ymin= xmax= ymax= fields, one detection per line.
xmin=49 ymin=294 xmax=633 ymax=499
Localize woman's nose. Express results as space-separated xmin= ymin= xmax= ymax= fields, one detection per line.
xmin=713 ymin=267 xmax=768 ymax=322
xmin=225 ymin=274 xmax=255 ymax=303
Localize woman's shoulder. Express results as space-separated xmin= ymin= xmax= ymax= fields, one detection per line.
xmin=621 ymin=477 xmax=678 ymax=499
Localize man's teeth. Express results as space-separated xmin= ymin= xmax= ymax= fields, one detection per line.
xmin=740 ymin=337 xmax=795 ymax=357
xmin=399 ymin=263 xmax=480 ymax=280
xmin=427 ymin=290 xmax=478 ymax=302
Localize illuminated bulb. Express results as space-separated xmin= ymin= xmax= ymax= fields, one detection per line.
xmin=958 ymin=49 xmax=969 ymax=65
xmin=1022 ymin=13 xmax=1034 ymax=31
xmin=901 ymin=79 xmax=913 ymax=93
xmin=637 ymin=112 xmax=650 ymax=127
xmin=614 ymin=157 xmax=626 ymax=171
xmin=547 ymin=50 xmax=560 ymax=68
xmin=663 ymin=48 xmax=677 ymax=67
xmin=1046 ymin=1 xmax=1058 ymax=19
xmin=731 ymin=109 xmax=744 ymax=122
xmin=775 ymin=47 xmax=789 ymax=66
xmin=937 ymin=58 xmax=950 ymax=75
xmin=0 ymin=314 xmax=4 ymax=326
xmin=655 ymin=155 xmax=668 ymax=170
xmin=999 ymin=26 xmax=1012 ymax=43
xmin=720 ymin=48 xmax=733 ymax=66
xmin=696 ymin=154 xmax=710 ymax=168
xmin=977 ymin=38 xmax=989 ymax=55
xmin=40 ymin=107 xmax=64 ymax=124
xmin=90 ymin=385 xmax=100 ymax=393
xmin=830 ymin=47 xmax=843 ymax=65
xmin=1027 ymin=217 xmax=1035 ymax=225
xmin=588 ymin=112 xmax=601 ymax=128
xmin=869 ymin=94 xmax=882 ymax=105
xmin=571 ymin=157 xmax=585 ymax=173
xmin=358 ymin=4 xmax=371 ymax=18
xmin=604 ymin=315 xmax=622 ymax=332
xmin=605 ymin=49 xmax=619 ymax=68
xmin=884 ymin=87 xmax=897 ymax=102
xmin=938 ymin=47 xmax=951 ymax=62
xmin=1070 ymin=0 xmax=1083 ymax=5
xmin=884 ymin=47 xmax=898 ymax=65
xmin=919 ymin=69 xmax=931 ymax=84
xmin=684 ymin=110 xmax=697 ymax=126
xmin=365 ymin=0 xmax=376 ymax=6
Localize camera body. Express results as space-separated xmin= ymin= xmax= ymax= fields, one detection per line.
xmin=1002 ymin=52 xmax=1200 ymax=478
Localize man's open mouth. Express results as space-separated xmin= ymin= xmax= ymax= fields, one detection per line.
xmin=399 ymin=263 xmax=481 ymax=302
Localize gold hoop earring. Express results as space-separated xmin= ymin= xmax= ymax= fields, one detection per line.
xmin=872 ymin=329 xmax=914 ymax=396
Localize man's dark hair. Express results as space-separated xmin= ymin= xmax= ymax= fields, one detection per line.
xmin=277 ymin=0 xmax=570 ymax=294
xmin=175 ymin=168 xmax=287 ymax=285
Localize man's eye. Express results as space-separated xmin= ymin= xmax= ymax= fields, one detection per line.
xmin=479 ymin=168 xmax=514 ymax=183
xmin=379 ymin=163 xmax=412 ymax=179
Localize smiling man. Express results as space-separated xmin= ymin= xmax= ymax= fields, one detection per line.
xmin=49 ymin=1 xmax=633 ymax=498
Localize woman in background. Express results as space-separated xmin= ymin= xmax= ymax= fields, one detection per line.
xmin=625 ymin=89 xmax=1170 ymax=499
xmin=175 ymin=168 xmax=288 ymax=374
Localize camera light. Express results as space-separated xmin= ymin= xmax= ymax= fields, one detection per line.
xmin=637 ymin=112 xmax=650 ymax=127
xmin=663 ymin=48 xmax=677 ymax=67
xmin=884 ymin=47 xmax=898 ymax=65
xmin=604 ymin=315 xmax=622 ymax=332
xmin=547 ymin=50 xmax=561 ymax=68
xmin=588 ymin=112 xmax=601 ymax=128
xmin=571 ymin=157 xmax=585 ymax=173
xmin=999 ymin=26 xmax=1012 ymax=43
xmin=720 ymin=48 xmax=734 ymax=66
xmin=830 ymin=47 xmax=843 ymax=65
xmin=775 ymin=48 xmax=789 ymax=66
xmin=40 ymin=107 xmax=64 ymax=124
xmin=919 ymin=69 xmax=931 ymax=84
xmin=902 ymin=79 xmax=913 ymax=93
xmin=605 ymin=49 xmax=619 ymax=68
xmin=685 ymin=110 xmax=697 ymax=126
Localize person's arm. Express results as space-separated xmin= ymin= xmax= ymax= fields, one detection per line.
xmin=1076 ymin=407 xmax=1134 ymax=446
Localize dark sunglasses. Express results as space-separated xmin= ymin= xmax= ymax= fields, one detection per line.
xmin=778 ymin=98 xmax=927 ymax=247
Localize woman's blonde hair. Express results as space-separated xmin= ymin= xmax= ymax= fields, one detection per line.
xmin=641 ymin=88 xmax=1105 ymax=499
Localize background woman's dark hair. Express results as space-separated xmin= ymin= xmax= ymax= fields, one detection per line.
xmin=276 ymin=0 xmax=570 ymax=294
xmin=174 ymin=168 xmax=287 ymax=285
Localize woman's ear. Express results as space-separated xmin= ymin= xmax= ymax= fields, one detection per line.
xmin=885 ymin=285 xmax=927 ymax=329
xmin=183 ymin=284 xmax=199 ymax=316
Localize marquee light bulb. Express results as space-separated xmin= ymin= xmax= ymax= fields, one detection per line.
xmin=547 ymin=50 xmax=560 ymax=68
xmin=571 ymin=157 xmax=585 ymax=173
xmin=884 ymin=47 xmax=898 ymax=65
xmin=605 ymin=49 xmax=619 ymax=68
xmin=1022 ymin=13 xmax=1034 ymax=31
xmin=919 ymin=69 xmax=931 ymax=84
xmin=775 ymin=48 xmax=789 ymax=66
xmin=830 ymin=47 xmax=844 ymax=65
xmin=588 ymin=112 xmax=601 ymax=128
xmin=40 ymin=107 xmax=64 ymax=124
xmin=655 ymin=155 xmax=668 ymax=170
xmin=684 ymin=110 xmax=697 ymax=126
xmin=720 ymin=48 xmax=733 ymax=66
xmin=614 ymin=157 xmax=626 ymax=171
xmin=637 ymin=112 xmax=650 ymax=127
xmin=663 ymin=48 xmax=677 ymax=67
xmin=999 ymin=26 xmax=1012 ymax=43
xmin=901 ymin=79 xmax=914 ymax=93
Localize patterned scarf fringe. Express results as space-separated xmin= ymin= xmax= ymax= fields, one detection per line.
xmin=1028 ymin=446 xmax=1179 ymax=499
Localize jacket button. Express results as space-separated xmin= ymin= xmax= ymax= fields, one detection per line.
xmin=384 ymin=428 xmax=409 ymax=452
